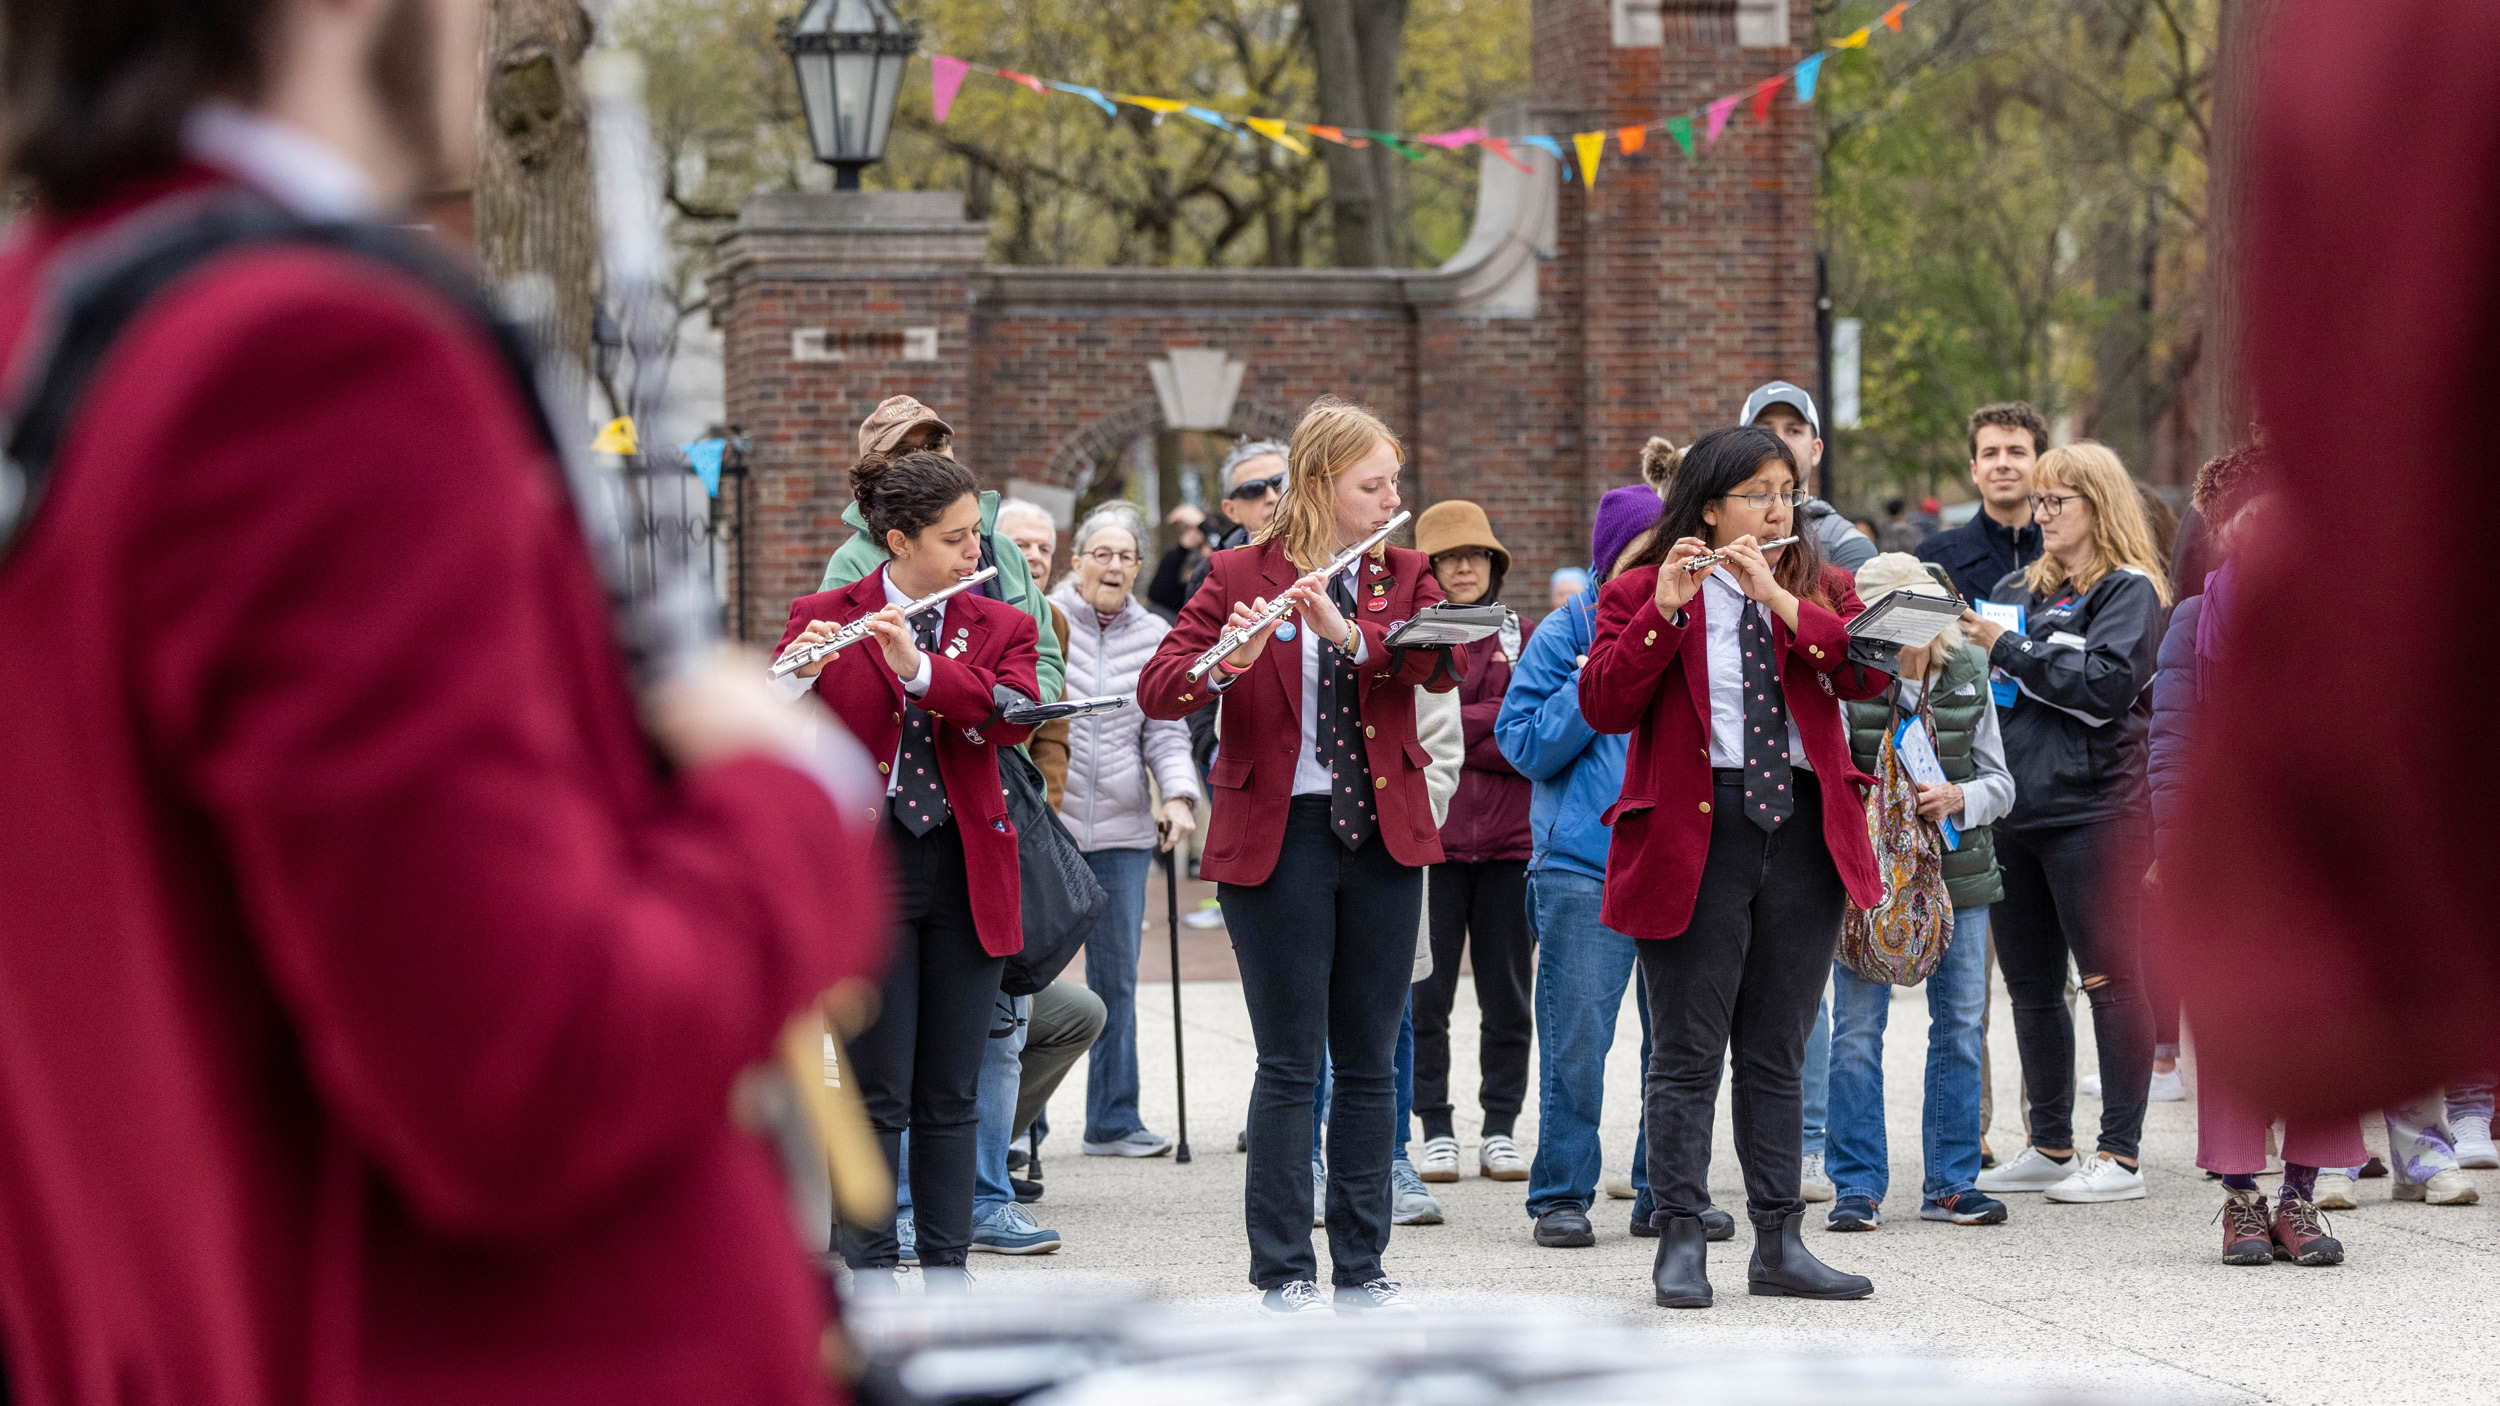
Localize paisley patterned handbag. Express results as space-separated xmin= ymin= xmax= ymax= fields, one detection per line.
xmin=1838 ymin=694 xmax=1954 ymax=986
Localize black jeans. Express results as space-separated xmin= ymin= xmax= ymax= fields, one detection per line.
xmin=1993 ymin=818 xmax=2154 ymax=1160
xmin=1220 ymin=797 xmax=1422 ymax=1289
xmin=1413 ymin=858 xmax=1535 ymax=1135
xmin=1638 ymin=772 xmax=1845 ymax=1228
xmin=839 ymin=818 xmax=1005 ymax=1269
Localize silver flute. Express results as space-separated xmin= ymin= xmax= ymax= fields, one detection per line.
xmin=1186 ymin=511 xmax=1412 ymax=681
xmin=1683 ymin=535 xmax=1801 ymax=573
xmin=768 ymin=566 xmax=999 ymax=679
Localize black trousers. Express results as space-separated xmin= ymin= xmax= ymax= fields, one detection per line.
xmin=1993 ymin=818 xmax=2154 ymax=1160
xmin=1219 ymin=797 xmax=1422 ymax=1290
xmin=1638 ymin=772 xmax=1845 ymax=1228
xmin=839 ymin=817 xmax=1005 ymax=1269
xmin=1413 ymin=858 xmax=1535 ymax=1132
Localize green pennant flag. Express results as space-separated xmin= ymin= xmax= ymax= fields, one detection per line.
xmin=1362 ymin=129 xmax=1427 ymax=161
xmin=1666 ymin=115 xmax=1695 ymax=159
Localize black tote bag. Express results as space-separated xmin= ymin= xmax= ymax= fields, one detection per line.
xmin=998 ymin=743 xmax=1105 ymax=996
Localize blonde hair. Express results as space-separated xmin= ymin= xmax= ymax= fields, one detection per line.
xmin=2022 ymin=441 xmax=2173 ymax=607
xmin=1257 ymin=396 xmax=1404 ymax=570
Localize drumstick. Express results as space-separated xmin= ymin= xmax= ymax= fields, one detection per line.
xmin=777 ymin=1009 xmax=894 ymax=1229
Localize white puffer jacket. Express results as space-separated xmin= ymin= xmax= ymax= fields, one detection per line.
xmin=1049 ymin=582 xmax=1203 ymax=851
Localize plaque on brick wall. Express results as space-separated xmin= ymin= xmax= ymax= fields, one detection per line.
xmin=792 ymin=326 xmax=940 ymax=363
xmin=1616 ymin=0 xmax=1788 ymax=47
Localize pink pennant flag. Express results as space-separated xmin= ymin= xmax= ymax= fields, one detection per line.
xmin=930 ymin=55 xmax=970 ymax=124
xmin=1417 ymin=127 xmax=1485 ymax=150
xmin=1705 ymin=94 xmax=1740 ymax=145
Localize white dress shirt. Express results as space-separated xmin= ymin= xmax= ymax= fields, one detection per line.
xmin=181 ymin=103 xmax=379 ymax=221
xmin=1205 ymin=571 xmax=1370 ymax=796
xmin=1700 ymin=570 xmax=1811 ymax=772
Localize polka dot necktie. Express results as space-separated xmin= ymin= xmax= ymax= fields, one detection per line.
xmin=889 ymin=610 xmax=951 ymax=836
xmin=1738 ymin=599 xmax=1793 ymax=832
xmin=1319 ymin=572 xmax=1376 ymax=851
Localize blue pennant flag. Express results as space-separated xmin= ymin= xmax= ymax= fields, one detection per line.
xmin=1520 ymin=135 xmax=1571 ymax=181
xmin=1050 ymin=82 xmax=1119 ymax=117
xmin=1183 ymin=106 xmax=1234 ymax=133
xmin=1795 ymin=53 xmax=1827 ymax=103
xmin=682 ymin=438 xmax=726 ymax=498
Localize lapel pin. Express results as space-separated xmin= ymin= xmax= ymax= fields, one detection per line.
xmin=1275 ymin=621 xmax=1298 ymax=642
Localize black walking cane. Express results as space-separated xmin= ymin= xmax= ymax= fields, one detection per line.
xmin=1162 ymin=842 xmax=1193 ymax=1164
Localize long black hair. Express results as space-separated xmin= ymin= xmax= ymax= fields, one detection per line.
xmin=1626 ymin=424 xmax=1828 ymax=604
xmin=851 ymin=449 xmax=978 ymax=548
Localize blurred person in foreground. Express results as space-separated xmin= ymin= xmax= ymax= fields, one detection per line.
xmin=0 ymin=0 xmax=883 ymax=1401
xmin=2158 ymin=0 xmax=2500 ymax=1128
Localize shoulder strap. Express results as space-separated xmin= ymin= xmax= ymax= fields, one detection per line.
xmin=0 ymin=189 xmax=557 ymax=565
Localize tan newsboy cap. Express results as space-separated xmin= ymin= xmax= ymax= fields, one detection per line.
xmin=858 ymin=395 xmax=954 ymax=457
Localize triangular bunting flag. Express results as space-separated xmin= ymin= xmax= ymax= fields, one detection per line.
xmin=1705 ymin=94 xmax=1740 ymax=145
xmin=1795 ymin=53 xmax=1826 ymax=102
xmin=1120 ymin=95 xmax=1190 ymax=121
xmin=1520 ymin=134 xmax=1565 ymax=163
xmin=929 ymin=55 xmax=970 ymax=124
xmin=591 ymin=417 xmax=637 ymax=455
xmin=682 ymin=438 xmax=726 ymax=498
xmin=1364 ymin=130 xmax=1426 ymax=161
xmin=1184 ymin=106 xmax=1234 ymax=132
xmin=998 ymin=69 xmax=1049 ymax=96
xmin=1307 ymin=125 xmax=1370 ymax=148
xmin=1571 ymin=131 xmax=1605 ymax=187
xmin=1480 ymin=136 xmax=1533 ymax=173
xmin=1666 ymin=115 xmax=1695 ymax=158
xmin=1417 ymin=127 xmax=1485 ymax=150
xmin=1882 ymin=1 xmax=1910 ymax=30
xmin=1244 ymin=117 xmax=1309 ymax=155
xmin=1050 ymin=81 xmax=1118 ymax=116
xmin=1835 ymin=26 xmax=1872 ymax=48
xmin=1618 ymin=125 xmax=1647 ymax=155
xmin=1752 ymin=78 xmax=1780 ymax=123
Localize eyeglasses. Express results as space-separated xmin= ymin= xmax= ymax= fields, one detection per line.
xmin=2029 ymin=492 xmax=2084 ymax=518
xmin=1083 ymin=548 xmax=1141 ymax=567
xmin=1434 ymin=548 xmax=1492 ymax=567
xmin=1226 ymin=472 xmax=1286 ymax=502
xmin=1719 ymin=489 xmax=1805 ymax=511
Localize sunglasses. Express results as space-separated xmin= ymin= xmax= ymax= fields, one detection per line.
xmin=1227 ymin=472 xmax=1286 ymax=502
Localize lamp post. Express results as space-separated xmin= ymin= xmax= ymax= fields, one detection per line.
xmin=779 ymin=0 xmax=920 ymax=191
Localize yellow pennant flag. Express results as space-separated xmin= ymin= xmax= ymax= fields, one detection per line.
xmin=1244 ymin=117 xmax=1310 ymax=155
xmin=1572 ymin=131 xmax=1605 ymax=187
xmin=591 ymin=416 xmax=637 ymax=455
xmin=1118 ymin=95 xmax=1190 ymax=119
xmin=1834 ymin=26 xmax=1872 ymax=48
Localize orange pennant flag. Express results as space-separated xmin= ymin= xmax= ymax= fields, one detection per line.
xmin=1618 ymin=125 xmax=1647 ymax=154
xmin=1307 ymin=125 xmax=1370 ymax=148
xmin=997 ymin=69 xmax=1050 ymax=95
xmin=1882 ymin=1 xmax=1910 ymax=30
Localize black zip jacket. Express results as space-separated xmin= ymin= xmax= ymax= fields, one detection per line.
xmin=1985 ymin=566 xmax=2163 ymax=830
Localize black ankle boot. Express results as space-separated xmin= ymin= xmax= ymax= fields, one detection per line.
xmin=1747 ymin=1210 xmax=1874 ymax=1299
xmin=1651 ymin=1214 xmax=1712 ymax=1308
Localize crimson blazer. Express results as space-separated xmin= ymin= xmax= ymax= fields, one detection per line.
xmin=779 ymin=573 xmax=1041 ymax=957
xmin=1577 ymin=564 xmax=1890 ymax=939
xmin=1137 ymin=539 xmax=1458 ymax=885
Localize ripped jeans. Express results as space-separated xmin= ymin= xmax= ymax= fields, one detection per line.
xmin=1992 ymin=819 xmax=2154 ymax=1162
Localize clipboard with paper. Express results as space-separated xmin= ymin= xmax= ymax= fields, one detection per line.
xmin=1844 ymin=591 xmax=1963 ymax=648
xmin=1382 ymin=602 xmax=1509 ymax=650
xmin=1890 ymin=716 xmax=1961 ymax=851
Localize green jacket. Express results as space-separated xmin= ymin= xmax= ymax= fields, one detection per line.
xmin=820 ymin=489 xmax=1065 ymax=704
xmin=1843 ymin=643 xmax=2004 ymax=909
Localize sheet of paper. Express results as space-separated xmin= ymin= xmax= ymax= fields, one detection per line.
xmin=1893 ymin=716 xmax=1960 ymax=851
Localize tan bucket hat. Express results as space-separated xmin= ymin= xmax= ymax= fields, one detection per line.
xmin=857 ymin=395 xmax=954 ymax=457
xmin=1415 ymin=500 xmax=1510 ymax=573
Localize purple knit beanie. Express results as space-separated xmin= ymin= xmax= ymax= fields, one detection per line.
xmin=1589 ymin=484 xmax=1666 ymax=580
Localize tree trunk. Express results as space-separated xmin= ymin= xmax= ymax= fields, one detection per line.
xmin=1306 ymin=0 xmax=1410 ymax=267
xmin=2201 ymin=0 xmax=2278 ymax=455
xmin=475 ymin=0 xmax=598 ymax=376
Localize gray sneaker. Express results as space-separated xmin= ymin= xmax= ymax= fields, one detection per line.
xmin=1081 ymin=1129 xmax=1175 ymax=1158
xmin=1391 ymin=1158 xmax=1444 ymax=1226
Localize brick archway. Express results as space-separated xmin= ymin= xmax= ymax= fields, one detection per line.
xmin=1040 ymin=399 xmax=1304 ymax=492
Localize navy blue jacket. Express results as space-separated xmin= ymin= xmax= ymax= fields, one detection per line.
xmin=1919 ymin=512 xmax=2042 ymax=605
xmin=1493 ymin=584 xmax=1627 ymax=883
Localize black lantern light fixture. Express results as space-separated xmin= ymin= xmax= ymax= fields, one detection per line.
xmin=778 ymin=0 xmax=920 ymax=190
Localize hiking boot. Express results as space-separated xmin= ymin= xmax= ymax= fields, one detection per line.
xmin=2218 ymin=1187 xmax=2274 ymax=1266
xmin=2270 ymin=1196 xmax=2345 ymax=1266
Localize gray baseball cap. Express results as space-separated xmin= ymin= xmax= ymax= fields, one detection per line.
xmin=1741 ymin=381 xmax=1821 ymax=436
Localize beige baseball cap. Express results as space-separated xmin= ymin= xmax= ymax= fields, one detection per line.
xmin=857 ymin=395 xmax=954 ymax=456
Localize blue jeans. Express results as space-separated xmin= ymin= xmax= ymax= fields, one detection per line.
xmin=1824 ymin=904 xmax=1990 ymax=1208
xmin=1523 ymin=869 xmax=1652 ymax=1217
xmin=1803 ymin=991 xmax=1831 ymax=1158
xmin=896 ymin=988 xmax=1025 ymax=1224
xmin=1081 ymin=847 xmax=1155 ymax=1143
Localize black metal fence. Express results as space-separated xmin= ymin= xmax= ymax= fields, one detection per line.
xmin=609 ymin=439 xmax=752 ymax=642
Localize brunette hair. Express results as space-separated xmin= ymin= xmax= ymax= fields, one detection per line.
xmin=1 ymin=0 xmax=276 ymax=208
xmin=1256 ymin=396 xmax=1403 ymax=570
xmin=2021 ymin=441 xmax=2173 ymax=607
xmin=851 ymin=450 xmax=978 ymax=549
xmin=1626 ymin=425 xmax=1829 ymax=605
xmin=2190 ymin=441 xmax=2271 ymax=529
xmin=1967 ymin=401 xmax=2050 ymax=460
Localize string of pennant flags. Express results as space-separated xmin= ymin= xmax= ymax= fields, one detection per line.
xmin=925 ymin=0 xmax=1920 ymax=187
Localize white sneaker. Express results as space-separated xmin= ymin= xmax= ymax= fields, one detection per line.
xmin=1801 ymin=1152 xmax=1835 ymax=1203
xmin=2147 ymin=1067 xmax=2188 ymax=1102
xmin=2312 ymin=1171 xmax=2358 ymax=1209
xmin=1416 ymin=1136 xmax=1460 ymax=1183
xmin=2452 ymin=1115 xmax=2500 ymax=1169
xmin=2043 ymin=1151 xmax=2148 ymax=1203
xmin=1081 ymin=1129 xmax=1175 ymax=1158
xmin=1603 ymin=1170 xmax=1637 ymax=1200
xmin=1479 ymin=1135 xmax=1530 ymax=1182
xmin=2080 ymin=1074 xmax=2103 ymax=1098
xmin=2394 ymin=1166 xmax=2481 ymax=1205
xmin=1182 ymin=901 xmax=1226 ymax=930
xmin=1977 ymin=1146 xmax=2080 ymax=1193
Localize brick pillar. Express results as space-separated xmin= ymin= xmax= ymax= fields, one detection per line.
xmin=710 ymin=192 xmax=987 ymax=640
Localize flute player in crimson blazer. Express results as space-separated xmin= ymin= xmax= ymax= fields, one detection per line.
xmin=1577 ymin=425 xmax=1889 ymax=1312
xmin=1136 ymin=397 xmax=1458 ymax=1316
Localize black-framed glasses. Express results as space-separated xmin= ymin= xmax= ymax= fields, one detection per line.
xmin=1719 ymin=489 xmax=1806 ymax=510
xmin=1227 ymin=472 xmax=1286 ymax=501
xmin=2030 ymin=492 xmax=2084 ymax=518
xmin=1433 ymin=547 xmax=1493 ymax=567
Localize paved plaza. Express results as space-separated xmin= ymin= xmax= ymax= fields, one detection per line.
xmin=979 ymin=939 xmax=2500 ymax=1406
